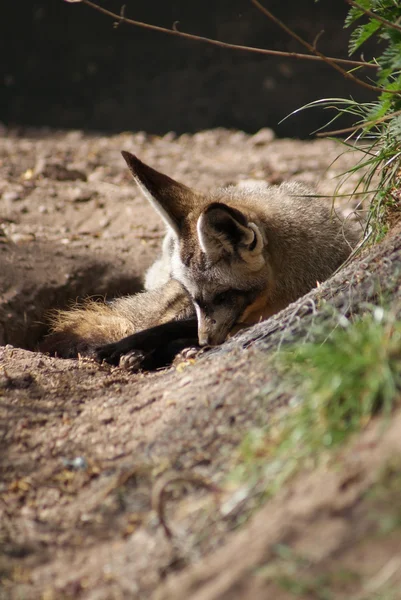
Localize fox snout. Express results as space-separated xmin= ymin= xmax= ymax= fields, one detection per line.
xmin=197 ymin=313 xmax=230 ymax=347
xmin=198 ymin=328 xmax=227 ymax=347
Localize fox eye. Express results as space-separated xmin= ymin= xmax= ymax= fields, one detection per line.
xmin=214 ymin=291 xmax=230 ymax=305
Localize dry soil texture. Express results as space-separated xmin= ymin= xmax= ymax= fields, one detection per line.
xmin=1 ymin=127 xmax=401 ymax=599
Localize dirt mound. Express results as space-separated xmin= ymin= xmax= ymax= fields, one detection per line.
xmin=1 ymin=128 xmax=400 ymax=600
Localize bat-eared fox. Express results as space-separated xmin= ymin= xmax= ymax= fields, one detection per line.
xmin=42 ymin=151 xmax=360 ymax=369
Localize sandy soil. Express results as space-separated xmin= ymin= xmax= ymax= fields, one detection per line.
xmin=1 ymin=127 xmax=400 ymax=599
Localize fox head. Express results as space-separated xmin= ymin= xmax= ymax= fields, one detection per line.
xmin=122 ymin=151 xmax=271 ymax=346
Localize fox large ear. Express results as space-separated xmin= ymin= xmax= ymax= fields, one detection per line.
xmin=197 ymin=203 xmax=265 ymax=269
xmin=122 ymin=151 xmax=199 ymax=235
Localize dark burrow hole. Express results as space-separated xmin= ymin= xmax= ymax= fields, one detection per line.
xmin=0 ymin=273 xmax=143 ymax=352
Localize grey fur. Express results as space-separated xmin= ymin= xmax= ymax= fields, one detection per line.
xmin=45 ymin=154 xmax=361 ymax=357
xmin=131 ymin=158 xmax=361 ymax=346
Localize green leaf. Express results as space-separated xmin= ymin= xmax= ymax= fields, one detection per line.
xmin=344 ymin=7 xmax=365 ymax=28
xmin=348 ymin=19 xmax=382 ymax=55
xmin=377 ymin=43 xmax=401 ymax=73
xmin=344 ymin=0 xmax=372 ymax=28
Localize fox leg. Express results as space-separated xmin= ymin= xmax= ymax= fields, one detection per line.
xmin=40 ymin=279 xmax=195 ymax=361
xmin=96 ymin=317 xmax=198 ymax=369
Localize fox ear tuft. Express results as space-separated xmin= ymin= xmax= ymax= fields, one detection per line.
xmin=197 ymin=203 xmax=265 ymax=268
xmin=122 ymin=151 xmax=200 ymax=235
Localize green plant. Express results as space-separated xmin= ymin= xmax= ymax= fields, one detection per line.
xmin=278 ymin=307 xmax=400 ymax=450
xmin=231 ymin=307 xmax=401 ymax=498
xmin=66 ymin=0 xmax=401 ymax=241
xmin=319 ymin=1 xmax=401 ymax=241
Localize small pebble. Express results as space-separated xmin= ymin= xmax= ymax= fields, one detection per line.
xmin=249 ymin=128 xmax=275 ymax=146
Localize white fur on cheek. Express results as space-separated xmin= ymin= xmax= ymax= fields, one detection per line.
xmin=197 ymin=213 xmax=209 ymax=255
xmin=194 ymin=303 xmax=202 ymax=322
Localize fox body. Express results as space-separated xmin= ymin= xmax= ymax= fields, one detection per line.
xmin=44 ymin=152 xmax=360 ymax=363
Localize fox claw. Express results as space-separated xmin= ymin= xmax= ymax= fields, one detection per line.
xmin=119 ymin=349 xmax=147 ymax=371
xmin=95 ymin=342 xmax=149 ymax=371
xmin=95 ymin=342 xmax=122 ymax=366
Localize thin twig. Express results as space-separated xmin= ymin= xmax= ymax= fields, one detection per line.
xmin=251 ymin=0 xmax=401 ymax=95
xmin=151 ymin=472 xmax=221 ymax=539
xmin=346 ymin=0 xmax=401 ymax=34
xmin=317 ymin=108 xmax=401 ymax=137
xmin=80 ymin=0 xmax=376 ymax=69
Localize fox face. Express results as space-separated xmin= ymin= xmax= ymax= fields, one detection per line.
xmin=170 ymin=203 xmax=270 ymax=345
xmin=122 ymin=151 xmax=271 ymax=346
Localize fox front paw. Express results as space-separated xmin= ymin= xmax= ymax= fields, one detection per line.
xmin=119 ymin=350 xmax=147 ymax=371
xmin=95 ymin=318 xmax=199 ymax=371
xmin=95 ymin=341 xmax=138 ymax=367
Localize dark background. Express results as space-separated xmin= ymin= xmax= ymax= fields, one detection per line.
xmin=1 ymin=0 xmax=374 ymax=137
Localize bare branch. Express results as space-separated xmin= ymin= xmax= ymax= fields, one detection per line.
xmin=80 ymin=0 xmax=376 ymax=69
xmin=251 ymin=0 xmax=401 ymax=95
xmin=346 ymin=0 xmax=401 ymax=34
xmin=313 ymin=29 xmax=325 ymax=51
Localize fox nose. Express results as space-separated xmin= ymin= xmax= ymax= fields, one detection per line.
xmin=198 ymin=327 xmax=214 ymax=346
xmin=198 ymin=330 xmax=227 ymax=346
xmin=199 ymin=334 xmax=220 ymax=347
xmin=197 ymin=315 xmax=217 ymax=346
xmin=198 ymin=334 xmax=210 ymax=347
